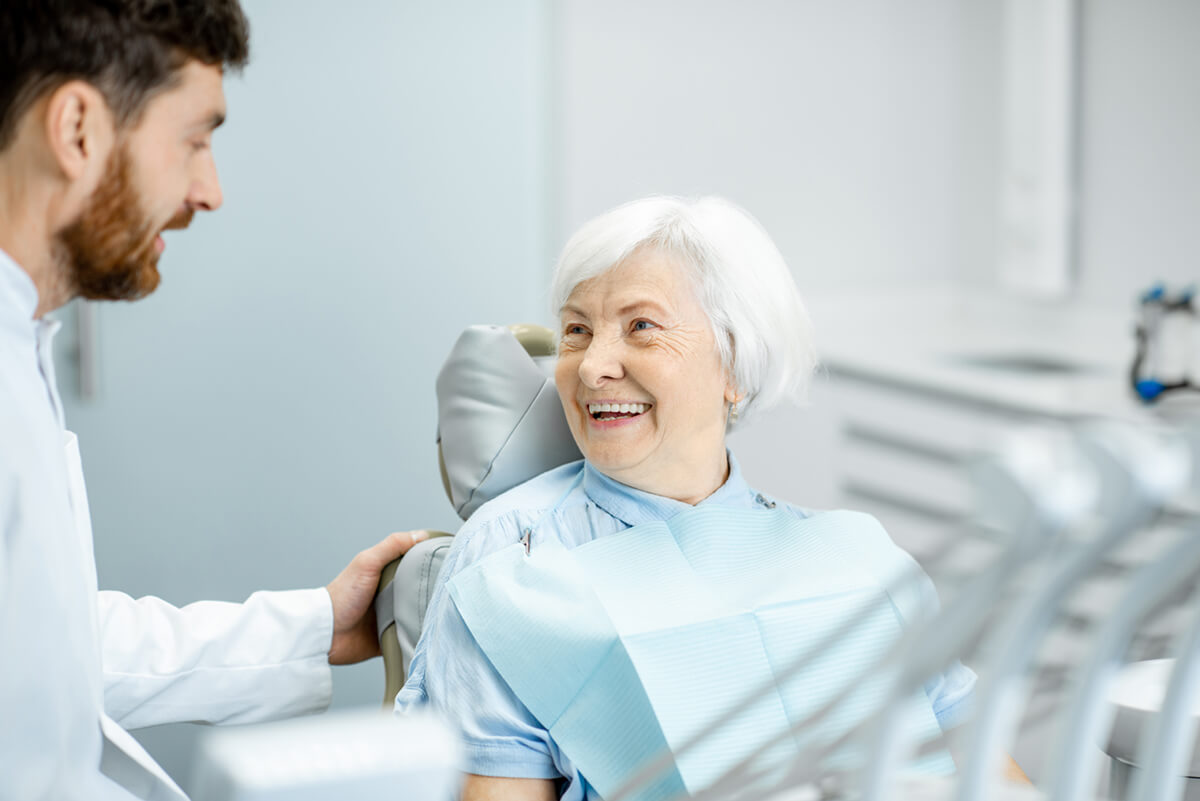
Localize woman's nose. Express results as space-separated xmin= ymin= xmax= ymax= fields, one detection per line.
xmin=577 ymin=337 xmax=624 ymax=387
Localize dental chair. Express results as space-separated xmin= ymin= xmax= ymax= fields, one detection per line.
xmin=374 ymin=323 xmax=1200 ymax=800
xmin=374 ymin=323 xmax=580 ymax=706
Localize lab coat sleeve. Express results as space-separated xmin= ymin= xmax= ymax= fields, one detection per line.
xmin=99 ymin=587 xmax=334 ymax=730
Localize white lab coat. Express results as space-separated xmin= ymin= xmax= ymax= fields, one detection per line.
xmin=0 ymin=251 xmax=334 ymax=800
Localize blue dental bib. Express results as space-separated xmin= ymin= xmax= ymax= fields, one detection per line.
xmin=448 ymin=506 xmax=950 ymax=800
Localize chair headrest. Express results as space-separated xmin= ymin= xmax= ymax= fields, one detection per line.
xmin=436 ymin=324 xmax=582 ymax=520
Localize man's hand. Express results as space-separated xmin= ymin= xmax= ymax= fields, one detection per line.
xmin=326 ymin=530 xmax=430 ymax=665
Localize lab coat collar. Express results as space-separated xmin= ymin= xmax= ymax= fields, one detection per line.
xmin=0 ymin=246 xmax=39 ymax=325
xmin=581 ymin=450 xmax=756 ymax=528
xmin=0 ymin=247 xmax=65 ymax=426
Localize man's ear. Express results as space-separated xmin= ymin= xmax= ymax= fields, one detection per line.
xmin=43 ymin=80 xmax=114 ymax=182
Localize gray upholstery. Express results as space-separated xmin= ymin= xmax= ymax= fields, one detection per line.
xmin=373 ymin=537 xmax=454 ymax=650
xmin=375 ymin=535 xmax=454 ymax=705
xmin=437 ymin=324 xmax=581 ymax=520
xmin=376 ymin=324 xmax=580 ymax=705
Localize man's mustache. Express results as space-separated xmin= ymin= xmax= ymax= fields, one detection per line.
xmin=162 ymin=208 xmax=194 ymax=232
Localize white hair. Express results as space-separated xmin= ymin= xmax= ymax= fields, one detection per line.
xmin=551 ymin=195 xmax=817 ymax=425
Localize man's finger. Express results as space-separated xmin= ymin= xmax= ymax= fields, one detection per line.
xmin=367 ymin=530 xmax=431 ymax=566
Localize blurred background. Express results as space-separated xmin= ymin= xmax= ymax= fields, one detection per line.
xmin=52 ymin=0 xmax=1199 ymax=791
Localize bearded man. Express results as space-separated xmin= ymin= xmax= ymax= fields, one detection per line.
xmin=0 ymin=2 xmax=425 ymax=799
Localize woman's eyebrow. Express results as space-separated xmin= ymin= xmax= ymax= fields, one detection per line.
xmin=617 ymin=300 xmax=670 ymax=317
xmin=561 ymin=300 xmax=671 ymax=318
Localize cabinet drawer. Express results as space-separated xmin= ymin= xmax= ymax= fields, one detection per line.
xmin=833 ymin=375 xmax=1032 ymax=459
xmin=841 ymin=433 xmax=974 ymax=519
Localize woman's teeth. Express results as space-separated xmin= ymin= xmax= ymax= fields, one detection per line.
xmin=588 ymin=402 xmax=649 ymax=419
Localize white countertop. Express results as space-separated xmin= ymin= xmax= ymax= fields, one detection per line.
xmin=806 ymin=285 xmax=1185 ymax=421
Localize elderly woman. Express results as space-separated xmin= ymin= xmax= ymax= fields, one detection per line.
xmin=397 ymin=196 xmax=977 ymax=800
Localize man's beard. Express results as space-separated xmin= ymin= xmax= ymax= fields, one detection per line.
xmin=55 ymin=144 xmax=192 ymax=301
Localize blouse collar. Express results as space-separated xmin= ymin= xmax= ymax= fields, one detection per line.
xmin=582 ymin=452 xmax=761 ymax=528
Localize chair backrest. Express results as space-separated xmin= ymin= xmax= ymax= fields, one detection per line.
xmin=376 ymin=324 xmax=580 ymax=706
xmin=437 ymin=323 xmax=581 ymax=519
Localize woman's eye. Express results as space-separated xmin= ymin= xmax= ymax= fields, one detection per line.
xmin=564 ymin=324 xmax=588 ymax=336
xmin=632 ymin=320 xmax=657 ymax=332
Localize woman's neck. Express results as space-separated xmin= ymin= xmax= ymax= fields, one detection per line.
xmin=605 ymin=448 xmax=730 ymax=506
xmin=677 ymin=450 xmax=730 ymax=505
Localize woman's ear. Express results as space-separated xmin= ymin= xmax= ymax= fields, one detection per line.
xmin=43 ymin=80 xmax=114 ymax=182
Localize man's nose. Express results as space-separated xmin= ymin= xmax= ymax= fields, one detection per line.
xmin=578 ymin=335 xmax=624 ymax=387
xmin=187 ymin=152 xmax=223 ymax=211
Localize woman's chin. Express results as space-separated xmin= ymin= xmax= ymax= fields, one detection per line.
xmin=583 ymin=451 xmax=648 ymax=482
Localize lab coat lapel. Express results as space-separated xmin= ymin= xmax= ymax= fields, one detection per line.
xmin=63 ymin=432 xmax=189 ymax=801
xmin=99 ymin=715 xmax=189 ymax=801
xmin=63 ymin=432 xmax=99 ymax=599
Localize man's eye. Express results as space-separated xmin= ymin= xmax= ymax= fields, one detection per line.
xmin=564 ymin=324 xmax=588 ymax=336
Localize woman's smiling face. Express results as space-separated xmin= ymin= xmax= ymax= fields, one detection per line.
xmin=555 ymin=248 xmax=737 ymax=503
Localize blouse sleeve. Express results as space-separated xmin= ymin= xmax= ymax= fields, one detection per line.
xmin=925 ymin=659 xmax=977 ymax=730
xmin=395 ymin=514 xmax=562 ymax=780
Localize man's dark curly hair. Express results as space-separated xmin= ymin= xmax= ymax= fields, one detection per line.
xmin=0 ymin=0 xmax=250 ymax=150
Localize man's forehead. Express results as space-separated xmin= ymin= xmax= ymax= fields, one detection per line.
xmin=143 ymin=60 xmax=227 ymax=129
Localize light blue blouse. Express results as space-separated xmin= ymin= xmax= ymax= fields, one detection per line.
xmin=396 ymin=455 xmax=976 ymax=799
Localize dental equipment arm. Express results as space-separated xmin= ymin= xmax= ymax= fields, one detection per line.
xmin=950 ymin=423 xmax=1182 ymax=801
xmin=854 ymin=428 xmax=1099 ymax=801
xmin=1128 ymin=427 xmax=1200 ymax=801
xmin=1128 ymin=597 xmax=1200 ymax=800
xmin=1040 ymin=429 xmax=1190 ymax=801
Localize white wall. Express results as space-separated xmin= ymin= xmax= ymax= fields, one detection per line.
xmin=1075 ymin=0 xmax=1200 ymax=304
xmin=56 ymin=0 xmax=551 ymax=790
xmin=556 ymin=0 xmax=1200 ymax=305
xmin=554 ymin=0 xmax=1004 ymax=293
